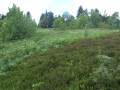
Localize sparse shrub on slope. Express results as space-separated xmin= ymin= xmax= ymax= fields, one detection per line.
xmin=91 ymin=55 xmax=115 ymax=89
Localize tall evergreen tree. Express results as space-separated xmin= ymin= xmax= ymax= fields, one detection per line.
xmin=95 ymin=8 xmax=100 ymax=13
xmin=77 ymin=6 xmax=84 ymax=18
xmin=38 ymin=13 xmax=48 ymax=28
xmin=26 ymin=11 xmax=31 ymax=18
xmin=84 ymin=9 xmax=88 ymax=16
xmin=38 ymin=11 xmax=54 ymax=28
xmin=48 ymin=11 xmax=54 ymax=28
xmin=102 ymin=11 xmax=109 ymax=22
xmin=0 ymin=14 xmax=6 ymax=20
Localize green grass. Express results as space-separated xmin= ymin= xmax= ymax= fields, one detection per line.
xmin=0 ymin=28 xmax=119 ymax=73
xmin=0 ymin=30 xmax=120 ymax=89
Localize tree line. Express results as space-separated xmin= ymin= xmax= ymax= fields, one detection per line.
xmin=0 ymin=4 xmax=120 ymax=41
xmin=38 ymin=6 xmax=120 ymax=30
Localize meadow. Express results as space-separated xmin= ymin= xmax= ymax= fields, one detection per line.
xmin=0 ymin=28 xmax=120 ymax=89
xmin=0 ymin=28 xmax=118 ymax=74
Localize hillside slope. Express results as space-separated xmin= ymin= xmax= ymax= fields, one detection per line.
xmin=0 ymin=32 xmax=120 ymax=90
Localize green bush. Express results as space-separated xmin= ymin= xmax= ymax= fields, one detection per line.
xmin=87 ymin=22 xmax=94 ymax=28
xmin=98 ymin=22 xmax=109 ymax=29
xmin=1 ymin=4 xmax=36 ymax=41
xmin=90 ymin=10 xmax=101 ymax=28
xmin=53 ymin=17 xmax=66 ymax=30
xmin=76 ymin=13 xmax=88 ymax=29
xmin=107 ymin=17 xmax=117 ymax=29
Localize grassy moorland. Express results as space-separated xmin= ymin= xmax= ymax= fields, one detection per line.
xmin=0 ymin=28 xmax=118 ymax=73
xmin=1 ymin=28 xmax=118 ymax=54
xmin=0 ymin=29 xmax=120 ymax=89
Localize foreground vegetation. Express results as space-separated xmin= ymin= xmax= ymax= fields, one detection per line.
xmin=0 ymin=31 xmax=120 ymax=89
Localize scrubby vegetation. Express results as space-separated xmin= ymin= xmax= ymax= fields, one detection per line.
xmin=0 ymin=4 xmax=36 ymax=41
xmin=0 ymin=28 xmax=118 ymax=74
xmin=0 ymin=31 xmax=120 ymax=89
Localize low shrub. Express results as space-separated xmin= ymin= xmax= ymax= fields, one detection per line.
xmin=98 ymin=22 xmax=109 ymax=29
xmin=0 ymin=32 xmax=120 ymax=89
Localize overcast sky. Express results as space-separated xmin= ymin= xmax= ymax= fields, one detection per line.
xmin=0 ymin=0 xmax=120 ymax=23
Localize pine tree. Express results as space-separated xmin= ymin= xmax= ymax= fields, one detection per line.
xmin=77 ymin=6 xmax=84 ymax=18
